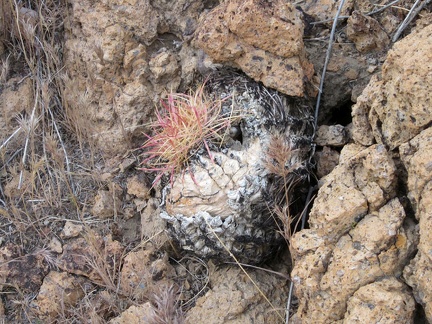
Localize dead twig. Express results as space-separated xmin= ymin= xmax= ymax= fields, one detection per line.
xmin=392 ymin=0 xmax=431 ymax=42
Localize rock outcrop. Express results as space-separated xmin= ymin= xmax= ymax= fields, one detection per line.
xmin=352 ymin=24 xmax=432 ymax=149
xmin=290 ymin=20 xmax=432 ymax=322
xmin=193 ymin=0 xmax=314 ymax=97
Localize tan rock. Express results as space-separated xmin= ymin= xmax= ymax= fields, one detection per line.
xmin=352 ymin=24 xmax=432 ymax=149
xmin=347 ymin=11 xmax=390 ymax=53
xmin=401 ymin=128 xmax=432 ymax=321
xmin=315 ymin=146 xmax=340 ymax=178
xmin=92 ymin=189 xmax=121 ymax=219
xmin=119 ymin=248 xmax=175 ymax=300
xmin=60 ymin=220 xmax=83 ymax=239
xmin=343 ymin=278 xmax=415 ymax=323
xmin=48 ymin=237 xmax=63 ymax=254
xmin=35 ymin=271 xmax=85 ymax=320
xmin=309 ymin=144 xmax=396 ymax=241
xmin=109 ymin=303 xmax=154 ymax=324
xmin=291 ymin=199 xmax=417 ymax=322
xmin=400 ymin=127 xmax=432 ymax=210
xmin=186 ymin=263 xmax=289 ymax=323
xmin=126 ymin=174 xmax=150 ymax=199
xmin=141 ymin=197 xmax=167 ymax=245
xmin=315 ymin=124 xmax=348 ymax=147
xmin=193 ymin=0 xmax=314 ymax=97
xmin=63 ymin=0 xmax=203 ymax=154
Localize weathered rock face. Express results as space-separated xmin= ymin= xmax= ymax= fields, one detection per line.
xmin=401 ymin=127 xmax=432 ymax=322
xmin=161 ymin=72 xmax=314 ymax=264
xmin=34 ymin=271 xmax=85 ymax=320
xmin=193 ymin=0 xmax=314 ymax=97
xmin=291 ymin=20 xmax=432 ymax=322
xmin=63 ymin=0 xmax=208 ymax=154
xmin=307 ymin=144 xmax=397 ymax=241
xmin=186 ymin=263 xmax=290 ymax=323
xmin=291 ymin=196 xmax=417 ymax=322
xmin=343 ymin=278 xmax=416 ymax=323
xmin=352 ymin=23 xmax=432 ymax=149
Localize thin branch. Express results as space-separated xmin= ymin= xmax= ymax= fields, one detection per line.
xmin=392 ymin=0 xmax=431 ymax=42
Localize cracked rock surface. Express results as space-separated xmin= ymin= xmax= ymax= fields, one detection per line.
xmin=290 ymin=19 xmax=432 ymax=322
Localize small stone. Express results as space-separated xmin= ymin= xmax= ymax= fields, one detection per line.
xmin=48 ymin=237 xmax=63 ymax=254
xmin=315 ymin=125 xmax=348 ymax=147
xmin=109 ymin=303 xmax=155 ymax=324
xmin=35 ymin=271 xmax=85 ymax=320
xmin=315 ymin=146 xmax=340 ymax=178
xmin=60 ymin=221 xmax=83 ymax=239
xmin=92 ymin=189 xmax=121 ymax=219
xmin=126 ymin=174 xmax=150 ymax=199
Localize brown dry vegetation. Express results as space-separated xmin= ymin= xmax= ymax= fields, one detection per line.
xmin=0 ymin=1 xmax=192 ymax=322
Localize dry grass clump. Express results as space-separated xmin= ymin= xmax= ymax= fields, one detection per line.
xmin=264 ymin=134 xmax=303 ymax=242
xmin=141 ymin=83 xmax=240 ymax=184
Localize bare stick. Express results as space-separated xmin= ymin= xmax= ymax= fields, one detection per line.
xmin=392 ymin=0 xmax=431 ymax=42
xmin=0 ymin=127 xmax=21 ymax=151
xmin=18 ymin=90 xmax=40 ymax=189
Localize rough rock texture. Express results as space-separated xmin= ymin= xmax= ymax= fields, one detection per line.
xmin=347 ymin=11 xmax=390 ymax=53
xmin=315 ymin=146 xmax=340 ymax=178
xmin=64 ymin=0 xmax=209 ymax=153
xmin=291 ymin=21 xmax=432 ymax=322
xmin=57 ymin=233 xmax=123 ymax=282
xmin=308 ymin=144 xmax=397 ymax=241
xmin=343 ymin=278 xmax=415 ymax=323
xmin=92 ymin=188 xmax=122 ymax=219
xmin=193 ymin=0 xmax=314 ymax=97
xmin=315 ymin=124 xmax=348 ymax=147
xmin=291 ymin=198 xmax=417 ymax=322
xmin=352 ymin=23 xmax=432 ymax=149
xmin=119 ymin=248 xmax=175 ymax=300
xmin=161 ymin=72 xmax=314 ymax=264
xmin=0 ymin=244 xmax=49 ymax=293
xmin=109 ymin=303 xmax=154 ymax=324
xmin=34 ymin=271 xmax=85 ymax=320
xmin=186 ymin=263 xmax=289 ymax=323
xmin=401 ymin=127 xmax=432 ymax=322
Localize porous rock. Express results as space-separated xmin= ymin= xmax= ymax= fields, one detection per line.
xmin=401 ymin=128 xmax=432 ymax=321
xmin=343 ymin=278 xmax=415 ymax=323
xmin=119 ymin=248 xmax=176 ymax=300
xmin=34 ymin=271 xmax=85 ymax=320
xmin=186 ymin=264 xmax=289 ymax=324
xmin=347 ymin=11 xmax=390 ymax=53
xmin=64 ymin=0 xmax=208 ymax=154
xmin=193 ymin=0 xmax=314 ymax=97
xmin=352 ymin=23 xmax=432 ymax=148
xmin=308 ymin=144 xmax=396 ymax=241
xmin=290 ymin=198 xmax=417 ymax=322
xmin=315 ymin=124 xmax=348 ymax=147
